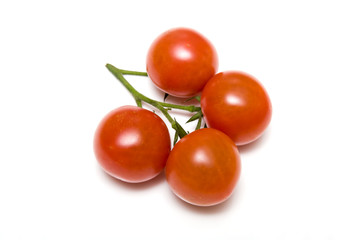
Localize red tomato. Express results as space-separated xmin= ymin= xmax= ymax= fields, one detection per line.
xmin=146 ymin=28 xmax=218 ymax=98
xmin=165 ymin=128 xmax=241 ymax=206
xmin=201 ymin=71 xmax=272 ymax=145
xmin=94 ymin=106 xmax=171 ymax=183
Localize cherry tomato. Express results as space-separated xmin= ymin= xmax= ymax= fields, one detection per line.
xmin=94 ymin=106 xmax=171 ymax=183
xmin=165 ymin=128 xmax=241 ymax=206
xmin=146 ymin=28 xmax=218 ymax=98
xmin=201 ymin=71 xmax=272 ymax=145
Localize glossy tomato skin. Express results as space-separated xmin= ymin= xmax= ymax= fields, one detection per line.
xmin=201 ymin=71 xmax=272 ymax=145
xmin=165 ymin=128 xmax=241 ymax=206
xmin=94 ymin=106 xmax=171 ymax=183
xmin=146 ymin=28 xmax=218 ymax=98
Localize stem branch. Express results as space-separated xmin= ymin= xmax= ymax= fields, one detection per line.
xmin=106 ymin=63 xmax=201 ymax=138
xmin=118 ymin=69 xmax=148 ymax=76
xmin=106 ymin=64 xmax=201 ymax=112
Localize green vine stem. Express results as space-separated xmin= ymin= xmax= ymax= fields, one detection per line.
xmin=115 ymin=68 xmax=148 ymax=77
xmin=106 ymin=63 xmax=202 ymax=139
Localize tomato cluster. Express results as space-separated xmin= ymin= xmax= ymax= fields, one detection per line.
xmin=94 ymin=28 xmax=272 ymax=207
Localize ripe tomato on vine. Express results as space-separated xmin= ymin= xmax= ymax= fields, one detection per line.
xmin=201 ymin=71 xmax=272 ymax=145
xmin=94 ymin=106 xmax=171 ymax=183
xmin=165 ymin=128 xmax=241 ymax=206
xmin=146 ymin=28 xmax=218 ymax=98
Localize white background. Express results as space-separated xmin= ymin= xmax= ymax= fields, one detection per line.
xmin=1 ymin=0 xmax=360 ymax=239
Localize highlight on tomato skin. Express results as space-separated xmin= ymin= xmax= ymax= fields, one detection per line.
xmin=146 ymin=27 xmax=218 ymax=98
xmin=201 ymin=71 xmax=272 ymax=146
xmin=165 ymin=128 xmax=241 ymax=207
xmin=93 ymin=105 xmax=171 ymax=183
